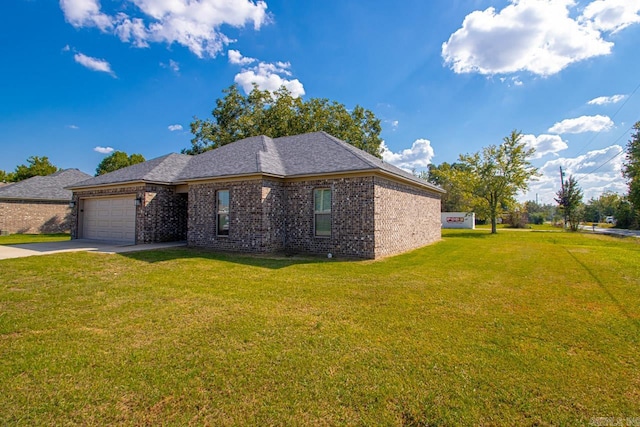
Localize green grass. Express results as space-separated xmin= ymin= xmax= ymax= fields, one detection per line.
xmin=0 ymin=233 xmax=70 ymax=245
xmin=1 ymin=230 xmax=639 ymax=425
xmin=475 ymin=223 xmax=561 ymax=231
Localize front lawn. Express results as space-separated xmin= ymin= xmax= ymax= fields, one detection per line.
xmin=1 ymin=230 xmax=638 ymax=425
xmin=0 ymin=233 xmax=70 ymax=245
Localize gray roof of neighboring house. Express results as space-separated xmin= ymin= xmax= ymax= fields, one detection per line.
xmin=68 ymin=132 xmax=444 ymax=193
xmin=68 ymin=153 xmax=193 ymax=189
xmin=0 ymin=169 xmax=92 ymax=201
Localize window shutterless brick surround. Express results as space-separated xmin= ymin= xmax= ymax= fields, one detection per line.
xmin=0 ymin=200 xmax=71 ymax=234
xmin=70 ymin=184 xmax=188 ymax=243
xmin=187 ymin=175 xmax=441 ymax=259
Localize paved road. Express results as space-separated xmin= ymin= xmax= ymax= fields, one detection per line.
xmin=0 ymin=239 xmax=186 ymax=260
xmin=580 ymin=226 xmax=640 ymax=238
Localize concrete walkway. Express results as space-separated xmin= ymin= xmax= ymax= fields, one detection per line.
xmin=0 ymin=239 xmax=186 ymax=260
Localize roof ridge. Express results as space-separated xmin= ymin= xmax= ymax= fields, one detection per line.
xmin=319 ymin=131 xmax=381 ymax=169
xmin=256 ymin=135 xmax=268 ymax=172
xmin=257 ymin=136 xmax=286 ymax=175
xmin=140 ymin=153 xmax=190 ymax=181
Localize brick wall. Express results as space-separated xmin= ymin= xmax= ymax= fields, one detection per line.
xmin=188 ymin=179 xmax=273 ymax=252
xmin=187 ymin=177 xmax=377 ymax=258
xmin=0 ymin=200 xmax=71 ymax=234
xmin=70 ymin=184 xmax=187 ymax=243
xmin=373 ymin=177 xmax=441 ymax=258
xmin=261 ymin=179 xmax=286 ymax=252
xmin=186 ymin=175 xmax=439 ymax=259
xmin=140 ymin=185 xmax=188 ymax=243
xmin=284 ymin=177 xmax=376 ymax=258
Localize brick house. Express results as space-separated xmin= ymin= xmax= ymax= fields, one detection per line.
xmin=68 ymin=132 xmax=444 ymax=259
xmin=0 ymin=169 xmax=92 ymax=234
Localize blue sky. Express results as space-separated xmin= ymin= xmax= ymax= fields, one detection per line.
xmin=2 ymin=0 xmax=639 ymax=204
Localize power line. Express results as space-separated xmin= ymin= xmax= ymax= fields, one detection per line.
xmin=573 ymin=80 xmax=640 ymax=158
xmin=574 ymin=122 xmax=636 ymax=179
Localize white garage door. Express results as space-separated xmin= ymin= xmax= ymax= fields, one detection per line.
xmin=82 ymin=197 xmax=136 ymax=243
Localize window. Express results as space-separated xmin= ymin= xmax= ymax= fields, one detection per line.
xmin=314 ymin=188 xmax=331 ymax=237
xmin=217 ymin=190 xmax=229 ymax=236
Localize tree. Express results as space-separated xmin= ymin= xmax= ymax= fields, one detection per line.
xmin=583 ymin=191 xmax=621 ymax=223
xmin=10 ymin=156 xmax=59 ymax=182
xmin=426 ymin=162 xmax=473 ymax=212
xmin=555 ymin=175 xmax=583 ymax=231
xmin=96 ymin=151 xmax=146 ymax=176
xmin=622 ymin=121 xmax=640 ymax=227
xmin=186 ymin=84 xmax=383 ymax=157
xmin=456 ymin=130 xmax=538 ymax=233
xmin=0 ymin=170 xmax=10 ymax=183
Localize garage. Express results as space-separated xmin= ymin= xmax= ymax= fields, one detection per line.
xmin=82 ymin=197 xmax=136 ymax=243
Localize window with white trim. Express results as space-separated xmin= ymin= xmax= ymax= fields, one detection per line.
xmin=314 ymin=188 xmax=331 ymax=237
xmin=217 ymin=190 xmax=229 ymax=236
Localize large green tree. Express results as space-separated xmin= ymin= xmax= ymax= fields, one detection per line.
xmin=426 ymin=162 xmax=473 ymax=212
xmin=622 ymin=121 xmax=640 ymax=226
xmin=457 ymin=130 xmax=538 ymax=234
xmin=10 ymin=156 xmax=59 ymax=182
xmin=96 ymin=151 xmax=145 ymax=176
xmin=186 ymin=84 xmax=383 ymax=157
xmin=555 ymin=175 xmax=583 ymax=231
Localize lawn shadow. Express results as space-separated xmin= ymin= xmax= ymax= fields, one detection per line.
xmin=565 ymin=248 xmax=640 ymax=331
xmin=119 ymin=246 xmax=340 ymax=270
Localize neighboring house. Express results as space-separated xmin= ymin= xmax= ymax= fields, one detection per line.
xmin=0 ymin=169 xmax=92 ymax=234
xmin=68 ymin=132 xmax=444 ymax=259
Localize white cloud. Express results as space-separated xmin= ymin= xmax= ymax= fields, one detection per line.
xmin=168 ymin=124 xmax=183 ymax=131
xmin=587 ymin=94 xmax=626 ymax=105
xmin=442 ymin=0 xmax=615 ymax=76
xmin=234 ymin=60 xmax=305 ymax=98
xmin=581 ymin=0 xmax=640 ymax=33
xmin=114 ymin=14 xmax=149 ymax=48
xmin=521 ymin=134 xmax=568 ymax=159
xmin=59 ymin=0 xmax=270 ymax=58
xmin=60 ymin=0 xmax=113 ymax=31
xmin=548 ymin=115 xmax=614 ymax=134
xmin=73 ymin=52 xmax=116 ymax=77
xmin=94 ymin=146 xmax=114 ymax=154
xmin=160 ymin=59 xmax=180 ymax=73
xmin=521 ymin=144 xmax=626 ymax=203
xmin=228 ymin=49 xmax=256 ymax=65
xmin=66 ymin=124 xmax=79 ymax=130
xmin=380 ymin=139 xmax=435 ymax=172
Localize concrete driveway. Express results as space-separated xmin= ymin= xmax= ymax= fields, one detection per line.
xmin=0 ymin=239 xmax=186 ymax=260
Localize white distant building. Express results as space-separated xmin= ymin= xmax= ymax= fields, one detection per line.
xmin=441 ymin=212 xmax=475 ymax=229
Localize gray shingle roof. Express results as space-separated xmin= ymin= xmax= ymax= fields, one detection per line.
xmin=179 ymin=135 xmax=272 ymax=180
xmin=0 ymin=169 xmax=92 ymax=201
xmin=67 ymin=132 xmax=444 ymax=193
xmin=68 ymin=153 xmax=192 ymax=189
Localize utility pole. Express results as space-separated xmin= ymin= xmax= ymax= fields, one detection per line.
xmin=559 ymin=166 xmax=567 ymax=229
